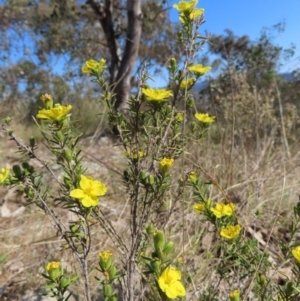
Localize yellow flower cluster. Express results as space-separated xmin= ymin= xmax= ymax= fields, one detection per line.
xmin=124 ymin=150 xmax=146 ymax=159
xmin=180 ymin=78 xmax=196 ymax=90
xmin=142 ymin=87 xmax=173 ymax=102
xmin=229 ymin=290 xmax=240 ymax=301
xmin=195 ymin=113 xmax=215 ymax=124
xmin=70 ymin=175 xmax=107 ymax=208
xmin=176 ymin=112 xmax=184 ymax=121
xmin=37 ymin=104 xmax=72 ymax=122
xmin=0 ymin=167 xmax=9 ymax=185
xmin=158 ymin=266 xmax=186 ymax=299
xmin=159 ymin=158 xmax=174 ymax=173
xmin=210 ymin=202 xmax=236 ymax=218
xmin=46 ymin=261 xmax=60 ymax=271
xmin=99 ymin=250 xmax=112 ymax=261
xmin=188 ymin=171 xmax=197 ymax=181
xmin=82 ymin=59 xmax=106 ymax=74
xmin=173 ymin=0 xmax=204 ymax=23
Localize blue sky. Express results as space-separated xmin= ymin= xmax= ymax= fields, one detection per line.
xmin=169 ymin=0 xmax=300 ymax=73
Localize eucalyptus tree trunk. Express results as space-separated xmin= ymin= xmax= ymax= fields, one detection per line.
xmin=87 ymin=0 xmax=143 ymax=111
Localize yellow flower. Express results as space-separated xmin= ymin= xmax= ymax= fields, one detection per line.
xmin=179 ymin=8 xmax=204 ymax=22
xmin=188 ymin=64 xmax=211 ymax=75
xmin=211 ymin=203 xmax=236 ymax=218
xmin=173 ymin=0 xmax=197 ymax=12
xmin=0 ymin=167 xmax=9 ymax=185
xmin=229 ymin=290 xmax=240 ymax=301
xmin=176 ymin=112 xmax=184 ymax=121
xmin=180 ymin=78 xmax=196 ymax=90
xmin=36 ymin=104 xmax=72 ymax=122
xmin=82 ymin=58 xmax=106 ymax=74
xmin=159 ymin=158 xmax=174 ymax=173
xmin=46 ymin=261 xmax=60 ymax=271
xmin=142 ymin=88 xmax=173 ymax=102
xmin=70 ymin=175 xmax=107 ymax=208
xmin=99 ymin=250 xmax=112 ymax=261
xmin=124 ymin=150 xmax=146 ymax=159
xmin=195 ymin=112 xmax=215 ymax=124
xmin=158 ymin=266 xmax=186 ymax=299
xmin=220 ymin=224 xmax=241 ymax=240
xmin=292 ymin=246 xmax=300 ymax=262
xmin=188 ymin=171 xmax=197 ymax=181
xmin=190 ymin=8 xmax=204 ymax=19
xmin=46 ymin=261 xmax=61 ymax=279
xmin=193 ymin=203 xmax=205 ymax=214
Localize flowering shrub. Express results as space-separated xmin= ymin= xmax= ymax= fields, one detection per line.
xmin=2 ymin=0 xmax=300 ymax=300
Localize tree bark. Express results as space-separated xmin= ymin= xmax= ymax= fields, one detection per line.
xmin=114 ymin=0 xmax=142 ymax=111
xmin=87 ymin=0 xmax=143 ymax=112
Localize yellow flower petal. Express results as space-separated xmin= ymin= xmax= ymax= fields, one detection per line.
xmin=70 ymin=189 xmax=85 ymax=199
xmin=292 ymin=246 xmax=300 ymax=262
xmin=81 ymin=66 xmax=91 ymax=73
xmin=81 ymin=195 xmax=99 ymax=207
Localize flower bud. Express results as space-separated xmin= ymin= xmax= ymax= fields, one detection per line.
xmin=190 ymin=121 xmax=196 ymax=133
xmin=56 ymin=131 xmax=64 ymax=142
xmin=151 ymin=259 xmax=160 ymax=273
xmin=40 ymin=94 xmax=53 ymax=109
xmin=139 ymin=170 xmax=146 ymax=181
xmin=64 ymin=149 xmax=73 ymax=162
xmin=147 ymin=175 xmax=154 ymax=185
xmin=104 ymin=284 xmax=112 ymax=296
xmin=109 ymin=266 xmax=117 ymax=279
xmin=12 ymin=164 xmax=22 ymax=177
xmin=146 ymin=224 xmax=155 ymax=235
xmin=29 ymin=136 xmax=35 ymax=148
xmin=169 ymin=58 xmax=177 ymax=72
xmin=163 ymin=241 xmax=174 ymax=256
xmin=60 ymin=277 xmax=71 ymax=288
xmin=154 ymin=230 xmax=165 ymax=252
xmin=3 ymin=116 xmax=12 ymax=125
xmin=187 ymin=97 xmax=194 ymax=109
